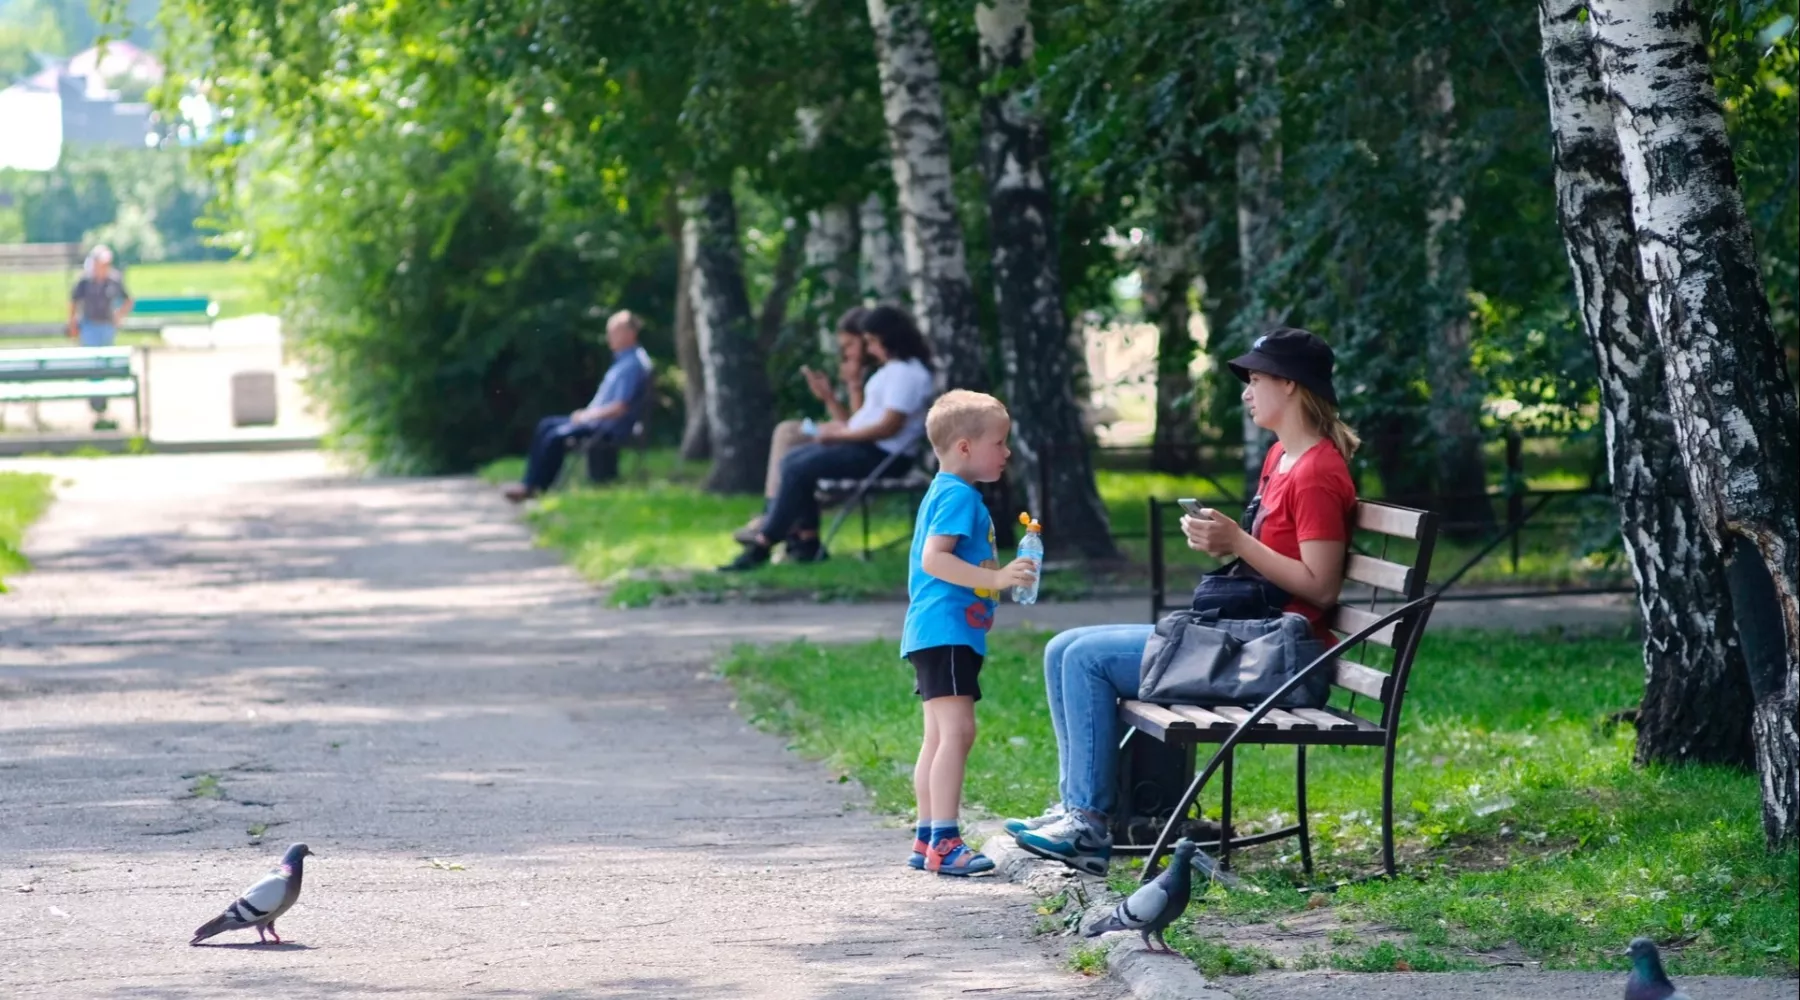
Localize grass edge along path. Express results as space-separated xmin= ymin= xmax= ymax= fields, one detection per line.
xmin=718 ymin=628 xmax=1798 ymax=978
xmin=0 ymin=470 xmax=54 ymax=587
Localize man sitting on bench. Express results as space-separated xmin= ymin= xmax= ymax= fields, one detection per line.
xmin=503 ymin=310 xmax=652 ymax=502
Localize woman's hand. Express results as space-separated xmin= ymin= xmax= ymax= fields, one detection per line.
xmin=812 ymin=420 xmax=849 ymax=444
xmin=1181 ymin=510 xmax=1243 ymax=559
xmin=801 ymin=365 xmax=834 ymax=403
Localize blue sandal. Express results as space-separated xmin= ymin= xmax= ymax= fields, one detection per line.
xmin=926 ymin=837 xmax=995 ymax=876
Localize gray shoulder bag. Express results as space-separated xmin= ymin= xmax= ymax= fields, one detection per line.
xmin=1138 ymin=610 xmax=1332 ymax=708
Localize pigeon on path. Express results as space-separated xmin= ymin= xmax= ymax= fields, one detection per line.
xmin=1625 ymin=937 xmax=1690 ymax=1000
xmin=1083 ymin=838 xmax=1199 ymax=953
xmin=190 ymin=843 xmax=313 ymax=946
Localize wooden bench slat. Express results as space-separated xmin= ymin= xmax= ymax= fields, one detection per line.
xmin=1332 ymin=604 xmax=1401 ymax=647
xmin=1121 ymin=701 xmax=1197 ymax=736
xmin=1345 ymin=553 xmax=1412 ymax=594
xmin=0 ymin=378 xmax=138 ymax=401
xmin=1332 ymin=659 xmax=1392 ymax=702
xmin=1262 ymin=708 xmax=1319 ymax=730
xmin=1290 ymin=707 xmax=1377 ymax=732
xmin=1355 ymin=502 xmax=1429 ymax=540
xmin=1206 ymin=705 xmax=1279 ymax=730
xmin=1165 ymin=704 xmax=1235 ymax=730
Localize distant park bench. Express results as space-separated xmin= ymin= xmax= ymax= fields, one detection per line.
xmin=124 ymin=297 xmax=219 ymax=330
xmin=0 ymin=346 xmax=145 ymax=433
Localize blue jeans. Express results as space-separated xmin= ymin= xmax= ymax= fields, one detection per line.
xmin=78 ymin=321 xmax=116 ymax=413
xmin=1043 ymin=624 xmax=1153 ymax=819
xmin=521 ymin=416 xmax=617 ymax=490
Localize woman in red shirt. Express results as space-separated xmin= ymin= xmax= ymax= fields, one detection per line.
xmin=1009 ymin=328 xmax=1359 ymax=877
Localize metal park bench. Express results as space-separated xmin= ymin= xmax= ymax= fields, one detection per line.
xmin=1124 ymin=500 xmax=1441 ymax=883
xmin=0 ymin=347 xmax=145 ymax=432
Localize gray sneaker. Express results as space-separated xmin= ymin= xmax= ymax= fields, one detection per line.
xmin=1002 ymin=802 xmax=1067 ymax=837
xmin=1014 ymin=811 xmax=1112 ymax=876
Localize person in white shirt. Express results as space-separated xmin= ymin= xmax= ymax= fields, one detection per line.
xmin=734 ymin=306 xmax=872 ymax=544
xmin=721 ymin=305 xmax=937 ymax=570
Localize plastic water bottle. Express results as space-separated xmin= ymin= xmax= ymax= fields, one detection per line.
xmin=1014 ymin=512 xmax=1043 ymax=605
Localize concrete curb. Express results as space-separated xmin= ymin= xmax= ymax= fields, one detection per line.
xmin=978 ymin=824 xmax=1237 ymax=1000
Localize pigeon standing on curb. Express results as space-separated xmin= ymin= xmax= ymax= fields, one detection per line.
xmin=1083 ymin=838 xmax=1199 ymax=953
xmin=190 ymin=843 xmax=313 ymax=945
xmin=1625 ymin=937 xmax=1690 ymax=1000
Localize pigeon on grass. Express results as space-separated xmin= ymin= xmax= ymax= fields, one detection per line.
xmin=1625 ymin=937 xmax=1690 ymax=1000
xmin=1083 ymin=838 xmax=1199 ymax=953
xmin=190 ymin=843 xmax=313 ymax=945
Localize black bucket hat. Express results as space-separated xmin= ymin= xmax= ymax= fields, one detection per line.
xmin=1227 ymin=327 xmax=1338 ymax=406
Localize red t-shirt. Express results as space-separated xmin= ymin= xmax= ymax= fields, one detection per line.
xmin=1250 ymin=441 xmax=1357 ymax=641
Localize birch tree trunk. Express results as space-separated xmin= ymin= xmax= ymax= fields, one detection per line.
xmin=1142 ymin=196 xmax=1204 ymax=474
xmin=685 ymin=189 xmax=776 ymax=494
xmin=976 ymin=0 xmax=1117 ymax=559
xmin=1232 ymin=0 xmax=1280 ymax=494
xmin=1540 ymin=0 xmax=1752 ymax=768
xmin=806 ymin=201 xmax=861 ymax=353
xmin=858 ymin=193 xmax=910 ymax=303
xmin=1589 ymin=0 xmax=1800 ymax=848
xmin=1417 ymin=49 xmax=1494 ymax=537
xmin=867 ymin=0 xmax=987 ymax=391
xmin=663 ymin=194 xmax=709 ymax=460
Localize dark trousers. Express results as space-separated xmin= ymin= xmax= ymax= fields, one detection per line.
xmin=761 ymin=441 xmax=904 ymax=542
xmin=522 ymin=416 xmax=618 ymax=490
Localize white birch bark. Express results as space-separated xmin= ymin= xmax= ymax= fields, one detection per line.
xmin=1589 ymin=0 xmax=1800 ymax=848
xmin=858 ymin=193 xmax=910 ymax=304
xmin=867 ymin=0 xmax=987 ymax=391
xmin=804 ymin=201 xmax=860 ymax=354
xmin=1540 ymin=0 xmax=1751 ymax=767
xmin=685 ymin=189 xmax=776 ymax=494
xmin=976 ymin=0 xmax=1117 ymax=558
xmin=663 ymin=193 xmax=709 ymax=460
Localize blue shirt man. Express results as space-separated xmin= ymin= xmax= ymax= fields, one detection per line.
xmin=505 ymin=311 xmax=653 ymax=501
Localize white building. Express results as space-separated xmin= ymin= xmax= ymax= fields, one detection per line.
xmin=0 ymin=41 xmax=164 ymax=171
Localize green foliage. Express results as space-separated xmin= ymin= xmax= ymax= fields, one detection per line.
xmin=0 ymin=148 xmax=227 ymax=264
xmin=0 ymin=470 xmax=54 ymax=586
xmin=722 ymin=627 xmax=1798 ymax=974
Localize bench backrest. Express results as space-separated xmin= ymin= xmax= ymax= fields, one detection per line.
xmin=0 ymin=347 xmax=135 ymax=382
xmin=0 ymin=243 xmax=82 ymax=272
xmin=1324 ymin=501 xmax=1439 ymax=712
xmin=132 ymin=297 xmax=218 ymax=318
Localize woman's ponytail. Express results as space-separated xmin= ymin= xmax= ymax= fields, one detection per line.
xmin=1296 ymin=385 xmax=1360 ymax=458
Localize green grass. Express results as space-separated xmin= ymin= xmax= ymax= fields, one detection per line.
xmin=0 ymin=470 xmax=54 ymax=586
xmin=719 ymin=628 xmax=1799 ymax=977
xmin=488 ymin=448 xmax=1626 ymax=606
xmin=0 ymin=259 xmax=275 ymax=324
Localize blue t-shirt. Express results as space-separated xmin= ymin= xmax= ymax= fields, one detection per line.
xmin=585 ymin=345 xmax=653 ymax=435
xmin=902 ymin=472 xmax=999 ymax=656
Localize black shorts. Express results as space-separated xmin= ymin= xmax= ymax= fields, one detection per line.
xmin=908 ymin=645 xmax=984 ymax=702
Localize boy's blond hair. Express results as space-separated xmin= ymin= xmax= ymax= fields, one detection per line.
xmin=925 ymin=389 xmax=1009 ymax=454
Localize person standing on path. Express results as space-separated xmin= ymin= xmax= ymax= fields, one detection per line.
xmin=902 ymin=390 xmax=1039 ymax=876
xmin=67 ymin=244 xmax=133 ymax=428
xmin=503 ymin=310 xmax=653 ymax=502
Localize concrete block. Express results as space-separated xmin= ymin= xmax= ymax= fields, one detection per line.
xmin=231 ymin=370 xmax=278 ymax=426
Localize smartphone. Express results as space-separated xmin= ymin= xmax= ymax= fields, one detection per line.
xmin=1177 ymin=498 xmax=1212 ymax=520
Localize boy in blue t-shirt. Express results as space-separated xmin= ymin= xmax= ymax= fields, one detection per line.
xmin=902 ymin=390 xmax=1039 ymax=875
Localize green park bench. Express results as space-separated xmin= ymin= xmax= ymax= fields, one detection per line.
xmin=0 ymin=346 xmax=145 ymax=433
xmin=125 ymin=296 xmax=219 ymax=330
